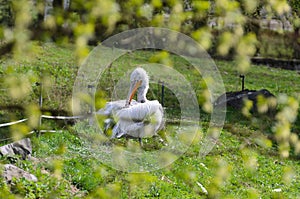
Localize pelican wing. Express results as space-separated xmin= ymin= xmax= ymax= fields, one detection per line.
xmin=112 ymin=100 xmax=164 ymax=138
xmin=96 ymin=100 xmax=137 ymax=116
xmin=116 ymin=100 xmax=162 ymax=121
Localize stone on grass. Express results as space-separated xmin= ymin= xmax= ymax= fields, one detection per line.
xmin=2 ymin=164 xmax=37 ymax=183
xmin=0 ymin=138 xmax=32 ymax=159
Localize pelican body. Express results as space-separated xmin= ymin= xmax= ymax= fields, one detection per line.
xmin=97 ymin=68 xmax=164 ymax=143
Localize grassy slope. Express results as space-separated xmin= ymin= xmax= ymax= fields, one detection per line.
xmin=0 ymin=42 xmax=300 ymax=198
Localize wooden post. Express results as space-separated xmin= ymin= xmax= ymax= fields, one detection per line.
xmin=240 ymin=75 xmax=245 ymax=91
xmin=88 ymin=85 xmax=95 ymax=125
xmin=88 ymin=85 xmax=95 ymax=113
xmin=36 ymin=82 xmax=43 ymax=136
xmin=158 ymin=81 xmax=165 ymax=107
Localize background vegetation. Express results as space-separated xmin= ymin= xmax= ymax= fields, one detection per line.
xmin=0 ymin=0 xmax=300 ymax=198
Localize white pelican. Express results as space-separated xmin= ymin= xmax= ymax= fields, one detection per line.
xmin=97 ymin=67 xmax=164 ymax=145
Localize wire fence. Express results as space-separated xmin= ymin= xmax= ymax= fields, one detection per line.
xmin=0 ymin=114 xmax=90 ymax=142
xmin=0 ymin=118 xmax=28 ymax=128
xmin=0 ymin=82 xmax=94 ymax=143
xmin=0 ymin=82 xmax=166 ymax=143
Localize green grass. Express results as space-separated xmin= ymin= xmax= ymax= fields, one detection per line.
xmin=0 ymin=42 xmax=300 ymax=198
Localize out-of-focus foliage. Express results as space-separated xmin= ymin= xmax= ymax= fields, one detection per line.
xmin=273 ymin=95 xmax=300 ymax=158
xmin=0 ymin=0 xmax=294 ymax=63
xmin=1 ymin=0 xmax=300 ymax=198
xmin=289 ymin=0 xmax=300 ymax=15
xmin=0 ymin=0 xmax=13 ymax=26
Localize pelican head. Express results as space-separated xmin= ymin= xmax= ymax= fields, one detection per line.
xmin=126 ymin=67 xmax=149 ymax=106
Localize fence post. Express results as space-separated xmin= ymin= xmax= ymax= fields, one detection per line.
xmin=36 ymin=82 xmax=43 ymax=137
xmin=240 ymin=75 xmax=245 ymax=91
xmin=158 ymin=80 xmax=165 ymax=107
xmin=88 ymin=85 xmax=95 ymax=125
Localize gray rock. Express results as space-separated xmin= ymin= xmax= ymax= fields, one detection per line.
xmin=0 ymin=138 xmax=32 ymax=159
xmin=2 ymin=164 xmax=37 ymax=183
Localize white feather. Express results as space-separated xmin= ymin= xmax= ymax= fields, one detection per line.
xmin=97 ymin=68 xmax=164 ymax=139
